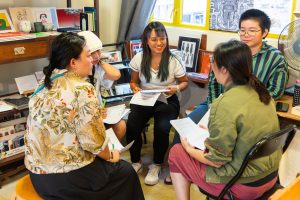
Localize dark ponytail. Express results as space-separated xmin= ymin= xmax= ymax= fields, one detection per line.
xmin=214 ymin=40 xmax=271 ymax=105
xmin=249 ymin=74 xmax=271 ymax=105
xmin=43 ymin=32 xmax=86 ymax=89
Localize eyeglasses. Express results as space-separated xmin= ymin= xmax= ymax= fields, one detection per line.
xmin=149 ymin=37 xmax=167 ymax=43
xmin=238 ymin=29 xmax=261 ymax=36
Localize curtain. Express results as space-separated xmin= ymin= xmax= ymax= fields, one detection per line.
xmin=117 ymin=0 xmax=157 ymax=43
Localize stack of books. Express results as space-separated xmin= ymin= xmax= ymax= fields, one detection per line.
xmin=0 ymin=32 xmax=36 ymax=42
xmin=3 ymin=97 xmax=29 ymax=110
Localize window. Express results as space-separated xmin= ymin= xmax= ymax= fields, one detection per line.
xmin=152 ymin=0 xmax=209 ymax=29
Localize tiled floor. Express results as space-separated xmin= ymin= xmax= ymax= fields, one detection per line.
xmin=0 ymin=124 xmax=205 ymax=200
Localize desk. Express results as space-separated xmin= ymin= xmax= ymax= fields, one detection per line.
xmin=276 ymin=95 xmax=300 ymax=127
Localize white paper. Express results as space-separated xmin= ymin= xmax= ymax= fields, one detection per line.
xmin=15 ymin=75 xmax=38 ymax=94
xmin=170 ymin=117 xmax=209 ymax=150
xmin=197 ymin=109 xmax=210 ymax=127
xmin=279 ymin=130 xmax=300 ymax=187
xmin=157 ymin=93 xmax=168 ymax=104
xmin=0 ymin=101 xmax=14 ymax=112
xmin=106 ymin=128 xmax=134 ymax=153
xmin=130 ymin=91 xmax=161 ymax=106
xmin=140 ymin=89 xmax=170 ymax=94
xmin=35 ymin=71 xmax=44 ymax=82
xmin=103 ymin=104 xmax=130 ymax=124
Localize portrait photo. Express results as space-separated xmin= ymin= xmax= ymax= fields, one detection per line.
xmin=101 ymin=50 xmax=122 ymax=64
xmin=178 ymin=36 xmax=200 ymax=72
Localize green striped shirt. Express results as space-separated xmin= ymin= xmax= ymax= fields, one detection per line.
xmin=207 ymin=42 xmax=288 ymax=104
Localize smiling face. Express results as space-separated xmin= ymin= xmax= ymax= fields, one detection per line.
xmin=147 ymin=29 xmax=167 ymax=55
xmin=239 ymin=19 xmax=268 ymax=51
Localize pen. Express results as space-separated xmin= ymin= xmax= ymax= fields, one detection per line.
xmin=102 ymin=99 xmax=106 ymax=109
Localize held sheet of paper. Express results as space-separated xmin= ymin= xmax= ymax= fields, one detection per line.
xmin=106 ymin=128 xmax=134 ymax=153
xmin=130 ymin=91 xmax=161 ymax=106
xmin=103 ymin=104 xmax=130 ymax=124
xmin=170 ymin=110 xmax=210 ymax=150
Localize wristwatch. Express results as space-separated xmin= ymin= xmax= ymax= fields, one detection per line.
xmin=176 ymin=85 xmax=180 ymax=93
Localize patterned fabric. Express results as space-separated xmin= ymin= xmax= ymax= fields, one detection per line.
xmin=25 ymin=69 xmax=108 ymax=174
xmin=207 ymin=42 xmax=288 ymax=104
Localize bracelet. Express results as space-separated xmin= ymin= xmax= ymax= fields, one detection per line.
xmin=176 ymin=85 xmax=180 ymax=93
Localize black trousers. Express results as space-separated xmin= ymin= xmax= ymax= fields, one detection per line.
xmin=30 ymin=158 xmax=144 ymax=200
xmin=126 ymin=94 xmax=180 ymax=164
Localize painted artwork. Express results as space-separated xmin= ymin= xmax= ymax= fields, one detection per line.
xmin=210 ymin=0 xmax=253 ymax=32
xmin=8 ymin=7 xmax=33 ymax=32
xmin=32 ymin=7 xmax=58 ymax=30
xmin=56 ymin=8 xmax=83 ymax=28
xmin=0 ymin=9 xmax=15 ymax=32
xmin=254 ymin=0 xmax=293 ymax=34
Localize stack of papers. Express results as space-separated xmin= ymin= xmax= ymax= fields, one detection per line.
xmin=0 ymin=101 xmax=15 ymax=112
xmin=170 ymin=117 xmax=209 ymax=150
xmin=130 ymin=89 xmax=170 ymax=106
xmin=106 ymin=128 xmax=134 ymax=153
xmin=103 ymin=104 xmax=130 ymax=124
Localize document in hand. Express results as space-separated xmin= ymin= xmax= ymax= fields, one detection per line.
xmin=170 ymin=117 xmax=209 ymax=150
xmin=106 ymin=128 xmax=134 ymax=153
xmin=197 ymin=109 xmax=210 ymax=127
xmin=103 ymin=104 xmax=130 ymax=124
xmin=140 ymin=89 xmax=170 ymax=94
xmin=130 ymin=91 xmax=161 ymax=106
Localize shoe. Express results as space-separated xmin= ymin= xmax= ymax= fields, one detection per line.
xmin=132 ymin=162 xmax=143 ymax=174
xmin=164 ymin=175 xmax=172 ymax=185
xmin=144 ymin=164 xmax=161 ymax=185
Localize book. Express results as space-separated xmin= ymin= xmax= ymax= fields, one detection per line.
xmin=187 ymin=72 xmax=209 ymax=80
xmin=15 ymin=74 xmax=38 ymax=94
xmin=130 ymin=39 xmax=142 ymax=59
xmin=3 ymin=97 xmax=29 ymax=110
xmin=84 ymin=7 xmax=96 ymax=31
xmin=0 ymin=32 xmax=36 ymax=42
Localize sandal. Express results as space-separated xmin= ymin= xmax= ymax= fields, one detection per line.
xmin=164 ymin=175 xmax=172 ymax=185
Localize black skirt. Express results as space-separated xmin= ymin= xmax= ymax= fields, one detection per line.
xmin=29 ymin=158 xmax=145 ymax=200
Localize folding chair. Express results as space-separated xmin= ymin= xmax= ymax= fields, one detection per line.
xmin=199 ymin=125 xmax=296 ymax=200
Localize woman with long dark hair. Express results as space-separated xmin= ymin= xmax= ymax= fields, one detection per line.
xmin=126 ymin=21 xmax=188 ymax=186
xmin=25 ymin=32 xmax=144 ymax=200
xmin=169 ymin=40 xmax=280 ymax=200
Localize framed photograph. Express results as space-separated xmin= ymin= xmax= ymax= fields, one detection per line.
xmin=178 ymin=36 xmax=200 ymax=72
xmin=0 ymin=9 xmax=15 ymax=32
xmin=101 ymin=50 xmax=122 ymax=64
xmin=8 ymin=7 xmax=34 ymax=32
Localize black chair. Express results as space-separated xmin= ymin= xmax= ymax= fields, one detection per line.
xmin=199 ymin=125 xmax=297 ymax=200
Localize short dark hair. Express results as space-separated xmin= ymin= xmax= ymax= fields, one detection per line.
xmin=239 ymin=9 xmax=271 ymax=37
xmin=214 ymin=40 xmax=271 ymax=105
xmin=40 ymin=13 xmax=47 ymax=19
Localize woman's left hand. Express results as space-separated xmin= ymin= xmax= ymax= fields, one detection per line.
xmin=101 ymin=108 xmax=107 ymax=119
xmin=165 ymin=85 xmax=177 ymax=95
xmin=180 ymin=137 xmax=194 ymax=153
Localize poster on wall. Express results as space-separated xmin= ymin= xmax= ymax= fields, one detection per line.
xmin=253 ymin=0 xmax=293 ymax=34
xmin=209 ymin=0 xmax=253 ymax=32
xmin=209 ymin=0 xmax=293 ymax=34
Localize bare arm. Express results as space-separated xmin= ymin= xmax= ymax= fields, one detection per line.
xmin=165 ymin=75 xmax=188 ymax=95
xmin=130 ymin=71 xmax=141 ymax=93
xmin=100 ymin=61 xmax=121 ymax=80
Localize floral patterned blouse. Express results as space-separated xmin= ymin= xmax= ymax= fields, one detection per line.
xmin=25 ymin=69 xmax=108 ymax=174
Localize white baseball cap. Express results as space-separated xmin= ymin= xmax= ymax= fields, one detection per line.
xmin=78 ymin=31 xmax=103 ymax=53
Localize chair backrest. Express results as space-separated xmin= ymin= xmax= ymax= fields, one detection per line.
xmin=217 ymin=125 xmax=297 ymax=200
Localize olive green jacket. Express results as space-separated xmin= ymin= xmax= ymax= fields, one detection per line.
xmin=204 ymin=85 xmax=281 ymax=184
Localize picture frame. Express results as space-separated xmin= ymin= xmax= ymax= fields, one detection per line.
xmin=178 ymin=36 xmax=200 ymax=72
xmin=0 ymin=9 xmax=15 ymax=32
xmin=8 ymin=7 xmax=34 ymax=32
xmin=56 ymin=8 xmax=83 ymax=29
xmin=32 ymin=7 xmax=59 ymax=30
xmin=101 ymin=50 xmax=122 ymax=64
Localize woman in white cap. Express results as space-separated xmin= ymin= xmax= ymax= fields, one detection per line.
xmin=78 ymin=31 xmax=126 ymax=141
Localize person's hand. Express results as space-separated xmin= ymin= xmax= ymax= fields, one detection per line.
xmin=109 ymin=150 xmax=120 ymax=163
xmin=132 ymin=86 xmax=142 ymax=94
xmin=101 ymin=108 xmax=107 ymax=119
xmin=165 ymin=85 xmax=177 ymax=95
xmin=180 ymin=137 xmax=194 ymax=153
